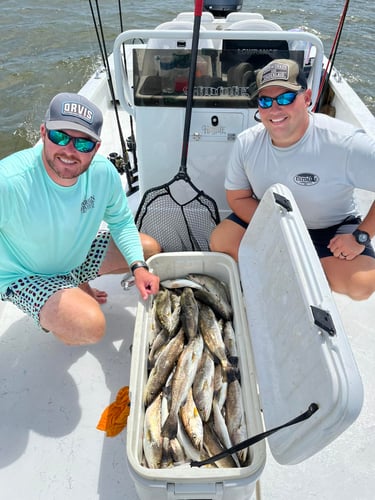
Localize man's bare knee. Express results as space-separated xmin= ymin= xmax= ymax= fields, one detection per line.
xmin=323 ymin=257 xmax=375 ymax=301
xmin=209 ymin=226 xmax=222 ymax=252
xmin=140 ymin=233 xmax=162 ymax=258
xmin=209 ymin=221 xmax=243 ymax=261
xmin=343 ymin=283 xmax=374 ymax=301
xmin=40 ymin=288 xmax=106 ymax=345
xmin=50 ymin=309 xmax=106 ymax=345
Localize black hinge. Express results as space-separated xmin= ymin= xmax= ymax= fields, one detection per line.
xmin=273 ymin=192 xmax=293 ymax=212
xmin=311 ymin=306 xmax=336 ymax=336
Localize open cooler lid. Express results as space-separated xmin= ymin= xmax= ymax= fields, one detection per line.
xmin=238 ymin=184 xmax=363 ymax=465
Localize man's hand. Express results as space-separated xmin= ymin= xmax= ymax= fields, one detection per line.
xmin=133 ymin=267 xmax=160 ymax=299
xmin=328 ymin=233 xmax=365 ymax=260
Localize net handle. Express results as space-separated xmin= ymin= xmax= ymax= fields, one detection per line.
xmin=179 ymin=0 xmax=203 ymax=175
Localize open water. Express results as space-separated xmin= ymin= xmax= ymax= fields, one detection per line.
xmin=1 ymin=0 xmax=374 ymax=159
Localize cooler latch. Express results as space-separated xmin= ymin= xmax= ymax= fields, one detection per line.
xmin=311 ymin=305 xmax=336 ymax=336
xmin=167 ymin=481 xmax=224 ymax=499
xmin=273 ymin=192 xmax=293 ymax=212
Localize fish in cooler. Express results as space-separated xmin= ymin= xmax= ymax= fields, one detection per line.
xmin=225 ymin=378 xmax=248 ymax=465
xmin=180 ymin=387 xmax=204 ymax=451
xmin=154 ymin=288 xmax=181 ymax=338
xmin=192 ymin=348 xmax=215 ymax=422
xmin=203 ymin=421 xmax=237 ymax=469
xmin=198 ymin=303 xmax=238 ymax=381
xmin=179 ymin=287 xmax=199 ymax=340
xmin=142 ymin=276 xmax=249 ymax=469
xmin=143 ymin=327 xmax=185 ymax=407
xmin=187 ymin=273 xmax=233 ymax=321
xmin=143 ymin=392 xmax=163 ymax=469
xmin=161 ymin=334 xmax=204 ymax=440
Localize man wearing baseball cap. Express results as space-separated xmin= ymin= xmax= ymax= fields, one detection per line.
xmin=0 ymin=92 xmax=160 ymax=344
xmin=45 ymin=92 xmax=103 ymax=141
xmin=211 ymin=59 xmax=375 ymax=301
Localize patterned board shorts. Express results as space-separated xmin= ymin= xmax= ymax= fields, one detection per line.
xmin=0 ymin=230 xmax=111 ymax=328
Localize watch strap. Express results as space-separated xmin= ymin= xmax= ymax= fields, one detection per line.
xmin=130 ymin=260 xmax=149 ymax=275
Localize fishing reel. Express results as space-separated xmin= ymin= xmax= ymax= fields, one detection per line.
xmin=108 ymin=152 xmax=128 ymax=175
xmin=108 ymin=152 xmax=139 ymax=196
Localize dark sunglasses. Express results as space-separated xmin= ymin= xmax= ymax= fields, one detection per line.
xmin=258 ymin=91 xmax=303 ymax=109
xmin=47 ymin=129 xmax=97 ymax=153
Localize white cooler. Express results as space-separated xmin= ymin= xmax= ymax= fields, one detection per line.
xmin=127 ymin=184 xmax=363 ymax=499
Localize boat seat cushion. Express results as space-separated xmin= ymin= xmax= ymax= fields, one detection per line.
xmin=225 ymin=19 xmax=282 ymax=31
xmin=147 ymin=21 xmax=214 ymax=50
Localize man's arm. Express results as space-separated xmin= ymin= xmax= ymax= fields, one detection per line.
xmin=226 ymin=188 xmax=260 ymax=224
xmin=328 ymin=200 xmax=375 ymax=260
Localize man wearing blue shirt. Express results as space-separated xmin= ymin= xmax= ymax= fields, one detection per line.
xmin=0 ymin=92 xmax=160 ymax=344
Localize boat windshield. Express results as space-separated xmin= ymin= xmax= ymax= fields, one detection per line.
xmin=132 ymin=43 xmax=306 ymax=108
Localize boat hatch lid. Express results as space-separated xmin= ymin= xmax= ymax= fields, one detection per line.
xmin=238 ymin=183 xmax=364 ymax=465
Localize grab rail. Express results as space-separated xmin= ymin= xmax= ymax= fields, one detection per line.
xmin=113 ymin=29 xmax=324 ymax=116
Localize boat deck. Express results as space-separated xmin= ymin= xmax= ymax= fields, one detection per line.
xmin=0 ymin=275 xmax=139 ymax=499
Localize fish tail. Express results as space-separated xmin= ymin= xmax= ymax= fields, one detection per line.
xmin=161 ymin=411 xmax=178 ymax=440
xmin=147 ymin=358 xmax=155 ymax=371
xmin=225 ymin=364 xmax=240 ymax=384
xmin=237 ymin=447 xmax=248 ymax=465
xmin=227 ymin=355 xmax=239 ymax=368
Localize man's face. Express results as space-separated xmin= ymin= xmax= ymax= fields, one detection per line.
xmin=40 ymin=124 xmax=100 ymax=186
xmin=258 ymin=86 xmax=312 ymax=147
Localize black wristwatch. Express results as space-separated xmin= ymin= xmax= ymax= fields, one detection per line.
xmin=130 ymin=260 xmax=149 ymax=275
xmin=352 ymin=229 xmax=371 ymax=245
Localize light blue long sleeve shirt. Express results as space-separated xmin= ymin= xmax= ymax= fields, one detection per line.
xmin=0 ymin=144 xmax=143 ymax=293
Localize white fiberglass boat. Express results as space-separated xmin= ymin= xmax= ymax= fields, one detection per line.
xmin=1 ymin=1 xmax=374 ymax=499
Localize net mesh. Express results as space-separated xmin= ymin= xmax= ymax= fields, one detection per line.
xmin=135 ymin=184 xmax=220 ymax=252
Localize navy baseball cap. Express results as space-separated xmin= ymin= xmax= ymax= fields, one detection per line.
xmin=45 ymin=92 xmax=103 ymax=141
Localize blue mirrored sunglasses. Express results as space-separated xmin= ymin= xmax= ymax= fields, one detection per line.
xmin=258 ymin=91 xmax=302 ymax=109
xmin=47 ymin=129 xmax=97 ymax=153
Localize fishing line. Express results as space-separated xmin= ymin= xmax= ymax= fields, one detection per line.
xmin=88 ymin=0 xmax=107 ymax=72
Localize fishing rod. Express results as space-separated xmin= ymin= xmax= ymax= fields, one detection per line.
xmin=118 ymin=0 xmax=138 ymax=174
xmin=88 ymin=0 xmax=107 ymax=73
xmin=314 ymin=0 xmax=350 ymax=112
xmin=88 ymin=0 xmax=133 ymax=184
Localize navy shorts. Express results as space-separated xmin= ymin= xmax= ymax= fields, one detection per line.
xmin=227 ymin=213 xmax=375 ymax=259
xmin=0 ymin=230 xmax=111 ymax=328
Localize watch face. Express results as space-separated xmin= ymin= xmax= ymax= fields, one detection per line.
xmin=354 ymin=230 xmax=370 ymax=244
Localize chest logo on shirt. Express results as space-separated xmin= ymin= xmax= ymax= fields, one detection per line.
xmin=81 ymin=195 xmax=95 ymax=213
xmin=293 ymin=173 xmax=319 ymax=186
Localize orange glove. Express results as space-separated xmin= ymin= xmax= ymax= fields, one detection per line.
xmin=97 ymin=386 xmax=131 ymax=437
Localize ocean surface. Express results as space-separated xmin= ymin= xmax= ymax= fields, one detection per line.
xmin=1 ymin=0 xmax=374 ymax=159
